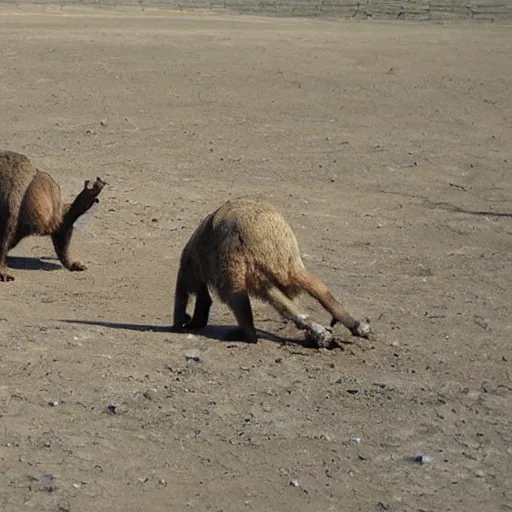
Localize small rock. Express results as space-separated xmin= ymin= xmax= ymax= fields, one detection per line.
xmin=38 ymin=472 xmax=59 ymax=492
xmin=349 ymin=437 xmax=361 ymax=444
xmin=475 ymin=469 xmax=485 ymax=478
xmin=346 ymin=389 xmax=359 ymax=395
xmin=185 ymin=355 xmax=201 ymax=363
xmin=290 ymin=479 xmax=300 ymax=488
xmin=186 ymin=429 xmax=201 ymax=439
xmin=100 ymin=119 xmax=108 ymax=127
xmin=48 ymin=401 xmax=59 ymax=407
xmin=106 ymin=404 xmax=126 ymax=415
xmin=58 ymin=501 xmax=71 ymax=512
xmin=158 ymin=478 xmax=167 ymax=486
xmin=135 ymin=389 xmax=154 ymax=401
xmin=406 ymin=454 xmax=431 ymax=465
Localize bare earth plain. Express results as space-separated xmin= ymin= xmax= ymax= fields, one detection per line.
xmin=0 ymin=5 xmax=511 ymax=511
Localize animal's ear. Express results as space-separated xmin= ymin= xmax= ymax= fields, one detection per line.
xmin=84 ymin=180 xmax=91 ymax=190
xmin=93 ymin=177 xmax=106 ymax=192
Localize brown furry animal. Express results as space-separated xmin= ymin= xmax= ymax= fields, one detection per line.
xmin=173 ymin=198 xmax=371 ymax=348
xmin=0 ymin=150 xmax=106 ymax=282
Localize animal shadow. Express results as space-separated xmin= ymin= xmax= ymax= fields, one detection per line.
xmin=60 ymin=319 xmax=324 ymax=349
xmin=7 ymin=256 xmax=61 ymax=271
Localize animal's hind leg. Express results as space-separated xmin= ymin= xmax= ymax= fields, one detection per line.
xmin=8 ymin=231 xmax=25 ymax=251
xmin=264 ymin=285 xmax=333 ymax=348
xmin=173 ymin=269 xmax=191 ymax=328
xmin=184 ymin=283 xmax=212 ymax=329
xmin=296 ymin=271 xmax=371 ymax=339
xmin=224 ymin=291 xmax=258 ymax=343
xmin=0 ymin=214 xmax=16 ymax=282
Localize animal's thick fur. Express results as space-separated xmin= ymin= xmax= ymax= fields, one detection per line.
xmin=173 ymin=198 xmax=371 ymax=347
xmin=0 ymin=150 xmax=106 ymax=282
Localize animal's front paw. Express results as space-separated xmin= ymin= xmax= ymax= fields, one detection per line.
xmin=306 ymin=322 xmax=333 ymax=349
xmin=183 ymin=317 xmax=208 ymax=330
xmin=68 ymin=261 xmax=87 ymax=272
xmin=173 ymin=313 xmax=192 ymax=329
xmin=0 ymin=271 xmax=14 ymax=282
xmin=352 ymin=319 xmax=372 ymax=339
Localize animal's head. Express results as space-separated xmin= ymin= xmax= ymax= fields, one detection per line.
xmin=72 ymin=177 xmax=107 ymax=211
xmin=83 ymin=177 xmax=106 ymax=203
xmin=63 ymin=177 xmax=107 ymax=224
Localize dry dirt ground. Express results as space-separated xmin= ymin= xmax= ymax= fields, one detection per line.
xmin=0 ymin=5 xmax=511 ymax=511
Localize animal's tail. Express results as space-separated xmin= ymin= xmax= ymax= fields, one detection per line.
xmin=294 ymin=269 xmax=369 ymax=337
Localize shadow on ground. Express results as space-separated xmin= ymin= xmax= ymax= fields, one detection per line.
xmin=7 ymin=256 xmax=62 ymax=271
xmin=59 ymin=318 xmax=328 ymax=348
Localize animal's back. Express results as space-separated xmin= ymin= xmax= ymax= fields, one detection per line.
xmin=187 ymin=198 xmax=304 ymax=296
xmin=0 ymin=151 xmax=38 ymax=214
xmin=175 ymin=197 xmax=371 ymax=344
xmin=17 ymin=171 xmax=62 ymax=236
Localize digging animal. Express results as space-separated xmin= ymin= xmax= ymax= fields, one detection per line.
xmin=0 ymin=150 xmax=106 ymax=281
xmin=173 ymin=198 xmax=371 ymax=347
